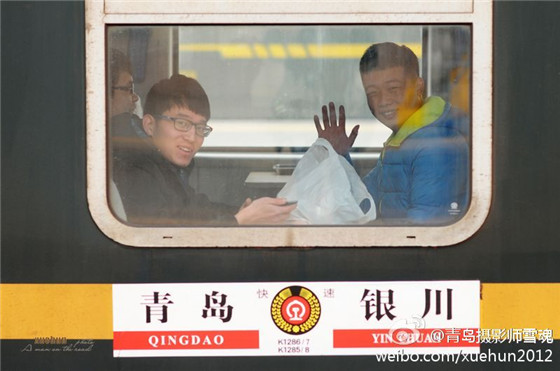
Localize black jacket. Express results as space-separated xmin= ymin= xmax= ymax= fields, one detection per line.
xmin=112 ymin=140 xmax=238 ymax=226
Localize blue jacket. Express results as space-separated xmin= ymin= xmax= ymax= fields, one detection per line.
xmin=362 ymin=97 xmax=469 ymax=225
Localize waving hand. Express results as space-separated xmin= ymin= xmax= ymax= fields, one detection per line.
xmin=313 ymin=102 xmax=359 ymax=155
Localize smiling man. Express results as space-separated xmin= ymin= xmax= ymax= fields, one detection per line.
xmin=113 ymin=74 xmax=295 ymax=226
xmin=314 ymin=42 xmax=469 ymax=224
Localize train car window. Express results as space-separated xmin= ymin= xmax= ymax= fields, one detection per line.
xmin=86 ymin=0 xmax=492 ymax=247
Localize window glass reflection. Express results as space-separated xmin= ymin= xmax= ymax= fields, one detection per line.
xmin=107 ymin=25 xmax=471 ymax=227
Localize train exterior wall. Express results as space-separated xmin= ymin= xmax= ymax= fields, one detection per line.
xmin=1 ymin=1 xmax=559 ymax=370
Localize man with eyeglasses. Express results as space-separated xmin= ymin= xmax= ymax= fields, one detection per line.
xmin=113 ymin=74 xmax=296 ymax=225
xmin=109 ymin=49 xmax=140 ymax=117
xmin=109 ymin=49 xmax=147 ymax=143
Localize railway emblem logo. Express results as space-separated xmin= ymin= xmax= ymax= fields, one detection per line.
xmin=448 ymin=201 xmax=461 ymax=216
xmin=271 ymin=286 xmax=321 ymax=335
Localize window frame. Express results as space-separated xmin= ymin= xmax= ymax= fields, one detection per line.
xmin=86 ymin=0 xmax=492 ymax=247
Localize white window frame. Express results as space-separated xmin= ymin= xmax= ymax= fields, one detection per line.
xmin=85 ymin=0 xmax=492 ymax=247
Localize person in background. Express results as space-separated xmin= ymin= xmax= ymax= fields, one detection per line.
xmin=314 ymin=42 xmax=469 ymax=224
xmin=108 ymin=48 xmax=146 ymax=142
xmin=113 ymin=74 xmax=296 ymax=225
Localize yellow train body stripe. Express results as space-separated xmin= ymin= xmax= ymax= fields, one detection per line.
xmin=179 ymin=43 xmax=422 ymax=59
xmin=268 ymin=44 xmax=287 ymax=58
xmin=287 ymin=44 xmax=307 ymax=58
xmin=0 ymin=284 xmax=113 ymax=340
xmin=480 ymin=283 xmax=560 ymax=334
xmin=253 ymin=43 xmax=269 ymax=58
xmin=1 ymin=283 xmax=558 ymax=340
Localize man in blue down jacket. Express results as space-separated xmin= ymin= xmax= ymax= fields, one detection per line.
xmin=314 ymin=42 xmax=469 ymax=225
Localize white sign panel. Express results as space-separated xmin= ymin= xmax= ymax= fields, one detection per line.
xmin=113 ymin=281 xmax=480 ymax=357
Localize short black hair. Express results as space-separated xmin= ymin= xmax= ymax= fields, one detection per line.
xmin=109 ymin=48 xmax=133 ymax=88
xmin=359 ymin=42 xmax=419 ymax=78
xmin=144 ymin=74 xmax=211 ymax=120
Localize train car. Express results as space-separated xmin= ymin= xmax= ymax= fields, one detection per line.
xmin=1 ymin=0 xmax=559 ymax=369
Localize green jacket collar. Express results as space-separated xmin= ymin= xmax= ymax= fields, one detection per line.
xmin=386 ymin=96 xmax=446 ymax=147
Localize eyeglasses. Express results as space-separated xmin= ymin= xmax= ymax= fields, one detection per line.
xmin=154 ymin=114 xmax=213 ymax=137
xmin=112 ymin=84 xmax=135 ymax=95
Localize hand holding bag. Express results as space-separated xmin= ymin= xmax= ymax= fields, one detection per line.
xmin=277 ymin=138 xmax=376 ymax=224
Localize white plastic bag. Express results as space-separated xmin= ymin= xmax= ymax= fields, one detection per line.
xmin=277 ymin=138 xmax=376 ymax=224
